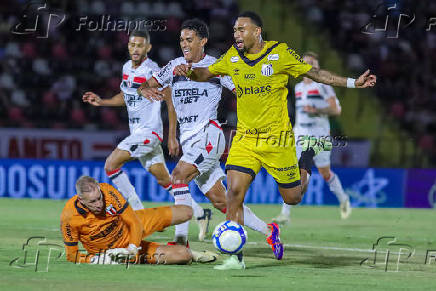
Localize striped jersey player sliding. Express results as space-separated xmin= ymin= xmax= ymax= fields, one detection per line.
xmin=172 ymin=11 xmax=376 ymax=269
xmin=138 ymin=19 xmax=277 ymax=253
xmin=82 ymin=30 xmax=211 ymax=240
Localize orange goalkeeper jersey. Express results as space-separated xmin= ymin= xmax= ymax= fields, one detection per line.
xmin=60 ymin=183 xmax=143 ymax=263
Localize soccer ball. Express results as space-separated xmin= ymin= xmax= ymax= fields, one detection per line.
xmin=212 ymin=220 xmax=247 ymax=254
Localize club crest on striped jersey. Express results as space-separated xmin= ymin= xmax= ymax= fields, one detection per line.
xmin=261 ymin=63 xmax=274 ymax=76
xmin=106 ymin=204 xmax=117 ymax=215
xmin=127 ymin=75 xmax=134 ymax=88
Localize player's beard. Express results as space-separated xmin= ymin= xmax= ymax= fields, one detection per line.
xmin=131 ymin=54 xmax=145 ymax=65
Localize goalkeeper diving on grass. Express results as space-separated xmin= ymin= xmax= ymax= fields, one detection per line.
xmin=60 ymin=175 xmax=216 ymax=265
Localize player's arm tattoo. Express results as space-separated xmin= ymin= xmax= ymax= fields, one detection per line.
xmin=304 ymin=68 xmax=347 ymax=87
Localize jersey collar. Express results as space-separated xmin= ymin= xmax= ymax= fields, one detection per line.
xmin=74 ymin=198 xmax=88 ymax=217
xmin=233 ymin=41 xmax=280 ymax=67
xmin=74 ymin=193 xmax=107 ymax=217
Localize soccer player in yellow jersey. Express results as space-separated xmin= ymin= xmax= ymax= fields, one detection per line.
xmin=172 ymin=11 xmax=376 ymax=269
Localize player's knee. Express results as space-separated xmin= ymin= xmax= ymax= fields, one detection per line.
xmin=156 ymin=177 xmax=170 ymax=187
xmin=283 ymin=194 xmax=302 ymax=205
xmin=171 ymin=168 xmax=187 ymax=185
xmin=104 ymin=159 xmax=115 ymax=173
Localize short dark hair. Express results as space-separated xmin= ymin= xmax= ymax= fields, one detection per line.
xmin=129 ymin=29 xmax=150 ymax=42
xmin=238 ymin=11 xmax=263 ymax=28
xmin=181 ymin=18 xmax=209 ymax=39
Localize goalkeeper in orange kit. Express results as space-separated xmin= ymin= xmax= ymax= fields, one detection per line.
xmin=60 ymin=175 xmax=215 ymax=265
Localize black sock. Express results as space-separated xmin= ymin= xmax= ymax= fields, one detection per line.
xmin=298 ymin=148 xmax=315 ymax=176
xmin=236 ymin=252 xmax=244 ymax=262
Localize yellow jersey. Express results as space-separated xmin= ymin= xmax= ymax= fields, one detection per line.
xmin=209 ymin=41 xmax=312 ymax=138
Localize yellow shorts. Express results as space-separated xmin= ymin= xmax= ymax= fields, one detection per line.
xmin=225 ymin=133 xmax=301 ymax=188
xmin=134 ymin=206 xmax=173 ymax=264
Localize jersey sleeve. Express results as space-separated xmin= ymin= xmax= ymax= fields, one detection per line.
xmin=281 ymin=45 xmax=312 ymax=78
xmin=153 ymin=61 xmax=173 ymax=87
xmin=60 ymin=208 xmax=92 ymax=263
xmin=220 ymin=75 xmax=235 ymax=91
xmin=208 ymin=50 xmax=232 ymax=76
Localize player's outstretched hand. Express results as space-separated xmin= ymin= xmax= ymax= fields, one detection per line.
xmin=168 ymin=138 xmax=180 ymax=157
xmin=355 ymin=70 xmax=377 ymax=88
xmin=138 ymin=86 xmax=164 ymax=101
xmin=82 ymin=91 xmax=102 ymax=106
xmin=173 ymin=63 xmax=192 ymax=77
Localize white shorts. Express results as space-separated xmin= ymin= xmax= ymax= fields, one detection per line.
xmin=180 ymin=121 xmax=226 ymax=193
xmin=117 ymin=131 xmax=165 ymax=171
xmin=294 ymin=127 xmax=331 ymax=168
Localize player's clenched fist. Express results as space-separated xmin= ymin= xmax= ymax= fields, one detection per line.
xmin=173 ymin=63 xmax=192 ymax=77
xmin=82 ymin=91 xmax=102 ymax=106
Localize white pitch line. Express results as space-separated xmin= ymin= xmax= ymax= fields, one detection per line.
xmin=246 ymin=241 xmax=413 ymax=255
xmin=283 ymin=243 xmax=374 ymax=253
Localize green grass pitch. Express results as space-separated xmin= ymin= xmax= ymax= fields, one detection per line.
xmin=1 ymin=198 xmax=435 ymax=290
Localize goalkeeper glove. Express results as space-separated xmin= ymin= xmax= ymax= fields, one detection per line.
xmin=90 ymin=253 xmax=117 ymax=265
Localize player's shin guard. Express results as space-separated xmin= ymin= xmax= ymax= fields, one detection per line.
xmin=327 ymin=172 xmax=348 ymax=204
xmin=107 ymin=168 xmax=144 ymax=210
xmin=166 ymin=183 xmax=204 ymax=218
xmin=173 ymin=184 xmax=192 ymax=244
xmin=243 ymin=205 xmax=269 ymax=235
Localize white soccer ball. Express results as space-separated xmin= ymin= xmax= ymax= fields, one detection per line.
xmin=212 ymin=220 xmax=247 ymax=254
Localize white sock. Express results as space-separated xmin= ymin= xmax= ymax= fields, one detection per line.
xmin=281 ymin=203 xmax=291 ymax=216
xmin=328 ymin=172 xmax=348 ymax=204
xmin=243 ymin=205 xmax=269 ymax=236
xmin=107 ymin=168 xmax=144 ymax=210
xmin=165 ymin=184 xmax=204 ymax=218
xmin=173 ymin=184 xmax=192 ymax=241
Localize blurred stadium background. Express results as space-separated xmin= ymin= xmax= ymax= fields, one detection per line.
xmin=1 ymin=0 xmax=436 ymax=289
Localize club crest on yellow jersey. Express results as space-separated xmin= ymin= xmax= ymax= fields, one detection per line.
xmin=261 ymin=63 xmax=273 ymax=76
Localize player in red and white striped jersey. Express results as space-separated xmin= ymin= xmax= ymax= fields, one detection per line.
xmin=82 ymin=30 xmax=210 ymax=235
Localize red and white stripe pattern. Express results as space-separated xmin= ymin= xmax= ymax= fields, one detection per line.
xmin=172 ymin=184 xmax=190 ymax=197
xmin=106 ymin=168 xmax=123 ymax=180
